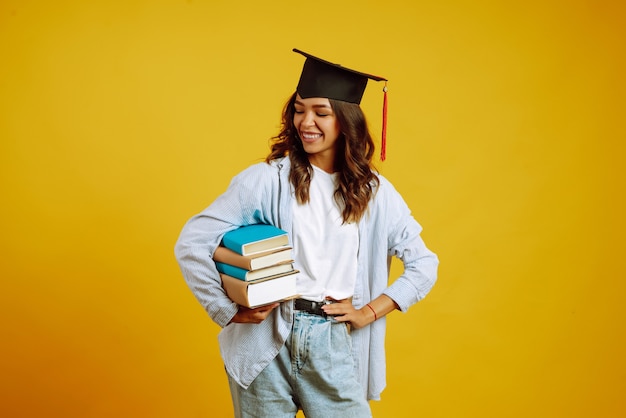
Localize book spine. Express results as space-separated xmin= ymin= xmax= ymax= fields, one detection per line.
xmin=213 ymin=246 xmax=253 ymax=270
xmin=220 ymin=274 xmax=251 ymax=307
xmin=221 ymin=238 xmax=244 ymax=255
xmin=214 ymin=261 xmax=248 ymax=281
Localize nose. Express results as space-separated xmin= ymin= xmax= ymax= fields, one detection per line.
xmin=301 ymin=111 xmax=315 ymax=127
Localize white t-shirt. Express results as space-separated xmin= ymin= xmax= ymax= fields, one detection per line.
xmin=291 ymin=165 xmax=359 ymax=301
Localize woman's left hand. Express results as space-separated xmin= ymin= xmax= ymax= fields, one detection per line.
xmin=321 ymin=298 xmax=375 ymax=330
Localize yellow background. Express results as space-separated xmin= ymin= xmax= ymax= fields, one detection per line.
xmin=1 ymin=0 xmax=624 ymax=416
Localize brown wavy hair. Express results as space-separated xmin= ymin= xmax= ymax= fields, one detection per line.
xmin=266 ymin=92 xmax=380 ymax=224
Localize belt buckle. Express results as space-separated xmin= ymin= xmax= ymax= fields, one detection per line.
xmin=295 ymin=298 xmax=331 ymax=318
xmin=317 ymin=299 xmax=335 ymax=318
xmin=307 ymin=300 xmax=324 ymax=316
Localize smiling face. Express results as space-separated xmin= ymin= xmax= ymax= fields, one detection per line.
xmin=293 ymin=94 xmax=342 ymax=172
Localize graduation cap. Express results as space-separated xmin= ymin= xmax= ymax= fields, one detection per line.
xmin=293 ymin=48 xmax=389 ymax=161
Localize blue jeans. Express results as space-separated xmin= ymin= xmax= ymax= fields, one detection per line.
xmin=227 ymin=312 xmax=372 ymax=418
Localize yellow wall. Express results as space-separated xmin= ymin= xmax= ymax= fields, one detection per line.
xmin=1 ymin=0 xmax=624 ymax=416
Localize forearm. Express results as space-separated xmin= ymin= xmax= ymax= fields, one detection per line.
xmin=362 ymin=294 xmax=399 ymax=322
xmin=323 ymin=294 xmax=400 ymax=329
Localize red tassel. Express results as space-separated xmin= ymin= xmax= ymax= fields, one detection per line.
xmin=381 ymin=82 xmax=388 ymax=161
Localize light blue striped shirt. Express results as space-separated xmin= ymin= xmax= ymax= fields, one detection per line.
xmin=174 ymin=157 xmax=438 ymax=401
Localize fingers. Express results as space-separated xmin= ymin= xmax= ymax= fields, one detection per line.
xmin=250 ymin=303 xmax=279 ymax=320
xmin=260 ymin=302 xmax=280 ymax=314
xmin=321 ymin=301 xmax=370 ymax=330
xmin=233 ymin=303 xmax=279 ymax=324
xmin=321 ymin=300 xmax=354 ymax=317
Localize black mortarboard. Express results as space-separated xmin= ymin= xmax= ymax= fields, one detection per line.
xmin=292 ymin=48 xmax=389 ymax=160
xmin=293 ymin=48 xmax=386 ymax=104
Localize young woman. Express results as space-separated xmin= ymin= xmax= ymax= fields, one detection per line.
xmin=175 ymin=48 xmax=439 ymax=418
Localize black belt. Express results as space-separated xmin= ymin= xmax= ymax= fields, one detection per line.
xmin=294 ymin=298 xmax=332 ymax=317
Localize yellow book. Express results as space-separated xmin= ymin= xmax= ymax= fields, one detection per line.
xmin=220 ymin=271 xmax=299 ymax=308
xmin=213 ymin=245 xmax=293 ymax=271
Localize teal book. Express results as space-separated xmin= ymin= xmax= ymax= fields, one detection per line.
xmin=215 ymin=261 xmax=295 ymax=282
xmin=222 ymin=224 xmax=290 ymax=256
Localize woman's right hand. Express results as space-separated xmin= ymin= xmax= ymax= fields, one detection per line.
xmin=229 ymin=303 xmax=280 ymax=324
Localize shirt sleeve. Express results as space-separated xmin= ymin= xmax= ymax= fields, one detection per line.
xmin=174 ymin=163 xmax=275 ymax=327
xmin=379 ymin=179 xmax=439 ymax=312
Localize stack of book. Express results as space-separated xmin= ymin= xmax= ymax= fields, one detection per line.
xmin=214 ymin=224 xmax=299 ymax=308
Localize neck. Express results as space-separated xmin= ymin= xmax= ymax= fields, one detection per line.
xmin=307 ymin=152 xmax=336 ymax=174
